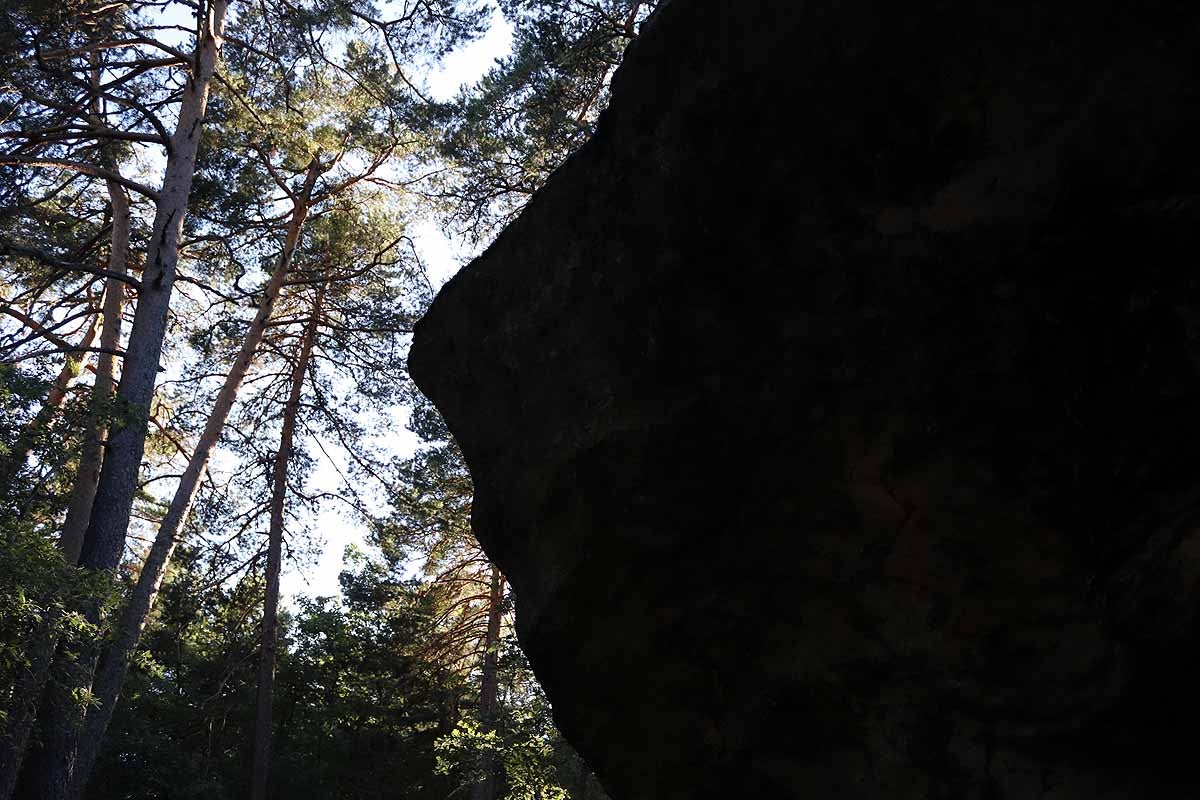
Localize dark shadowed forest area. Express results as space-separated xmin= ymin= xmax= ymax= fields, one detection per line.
xmin=0 ymin=1 xmax=653 ymax=797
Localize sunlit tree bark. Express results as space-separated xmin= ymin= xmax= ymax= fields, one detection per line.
xmin=250 ymin=284 xmax=324 ymax=800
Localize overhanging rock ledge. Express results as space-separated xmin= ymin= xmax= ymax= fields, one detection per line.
xmin=409 ymin=2 xmax=1200 ymax=797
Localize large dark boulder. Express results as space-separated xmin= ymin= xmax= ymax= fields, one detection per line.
xmin=409 ymin=1 xmax=1200 ymax=797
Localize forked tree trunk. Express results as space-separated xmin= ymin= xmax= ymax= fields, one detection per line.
xmin=58 ymin=51 xmax=134 ymax=562
xmin=65 ymin=158 xmax=323 ymax=800
xmin=79 ymin=0 xmax=227 ymax=574
xmin=60 ymin=178 xmax=129 ymax=563
xmin=470 ymin=565 xmax=505 ymax=800
xmin=25 ymin=6 xmax=230 ymax=798
xmin=250 ymin=286 xmax=324 ymax=800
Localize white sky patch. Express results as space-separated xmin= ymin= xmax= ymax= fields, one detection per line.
xmin=279 ymin=409 xmax=420 ymax=601
xmin=151 ymin=1 xmax=197 ymax=48
xmin=410 ymin=217 xmax=481 ymax=287
xmin=425 ymin=8 xmax=514 ymax=102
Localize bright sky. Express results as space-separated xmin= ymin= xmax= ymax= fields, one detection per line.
xmin=278 ymin=9 xmax=514 ymax=603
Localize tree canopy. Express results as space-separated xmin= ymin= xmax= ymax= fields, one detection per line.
xmin=0 ymin=1 xmax=651 ymax=797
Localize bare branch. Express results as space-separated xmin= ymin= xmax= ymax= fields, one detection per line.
xmin=0 ymin=155 xmax=161 ymax=200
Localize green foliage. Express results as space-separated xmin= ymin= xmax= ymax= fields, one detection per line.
xmin=87 ymin=547 xmax=264 ymax=800
xmin=430 ymin=0 xmax=656 ymax=238
xmin=436 ymin=711 xmax=571 ymax=800
xmin=88 ymin=546 xmax=463 ymax=800
xmin=0 ymin=530 xmax=63 ymax=683
xmin=0 ymin=364 xmax=46 ymax=459
xmin=385 ymin=390 xmax=608 ymax=800
xmin=78 ymin=537 xmax=608 ymax=800
xmin=0 ymin=525 xmax=112 ymax=714
xmin=0 ymin=366 xmax=119 ymax=701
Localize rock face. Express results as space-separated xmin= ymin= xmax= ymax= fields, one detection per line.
xmin=409 ymin=2 xmax=1200 ymax=797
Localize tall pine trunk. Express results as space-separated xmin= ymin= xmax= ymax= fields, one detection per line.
xmin=25 ymin=6 xmax=230 ymax=797
xmin=250 ymin=285 xmax=324 ymax=800
xmin=60 ymin=178 xmax=129 ymax=563
xmin=65 ymin=159 xmax=322 ymax=800
xmin=470 ymin=565 xmax=505 ymax=800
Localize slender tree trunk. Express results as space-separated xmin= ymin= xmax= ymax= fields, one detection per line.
xmin=250 ymin=286 xmax=324 ymax=800
xmin=60 ymin=178 xmax=129 ymax=563
xmin=24 ymin=8 xmax=230 ymax=798
xmin=64 ymin=159 xmax=323 ymax=800
xmin=61 ymin=58 xmax=135 ymax=562
xmin=470 ymin=565 xmax=505 ymax=800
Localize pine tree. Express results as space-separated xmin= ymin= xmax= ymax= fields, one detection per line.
xmin=431 ymin=0 xmax=656 ymax=239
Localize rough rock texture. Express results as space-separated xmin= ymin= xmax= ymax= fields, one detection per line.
xmin=409 ymin=2 xmax=1200 ymax=797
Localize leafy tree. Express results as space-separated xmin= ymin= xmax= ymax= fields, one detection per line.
xmin=430 ymin=0 xmax=655 ymax=239
xmin=0 ymin=2 xmax=652 ymax=798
